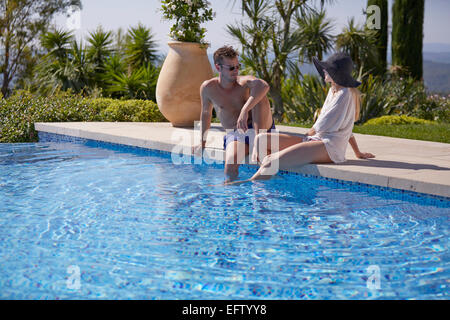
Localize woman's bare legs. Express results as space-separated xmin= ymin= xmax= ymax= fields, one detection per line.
xmin=251 ymin=140 xmax=332 ymax=180
xmin=252 ymin=132 xmax=304 ymax=164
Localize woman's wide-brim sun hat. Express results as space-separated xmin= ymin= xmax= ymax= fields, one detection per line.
xmin=313 ymin=52 xmax=361 ymax=88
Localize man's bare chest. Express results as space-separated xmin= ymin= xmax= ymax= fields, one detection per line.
xmin=210 ymin=87 xmax=249 ymax=112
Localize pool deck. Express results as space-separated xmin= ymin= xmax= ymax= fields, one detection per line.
xmin=34 ymin=122 xmax=450 ymax=198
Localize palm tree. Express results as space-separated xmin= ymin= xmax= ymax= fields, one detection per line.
xmin=125 ymin=24 xmax=159 ymax=71
xmin=113 ymin=27 xmax=127 ymax=57
xmin=140 ymin=63 xmax=160 ymax=101
xmin=31 ymin=28 xmax=73 ymax=93
xmin=32 ymin=25 xmax=160 ymax=99
xmin=86 ymin=27 xmax=113 ymax=90
xmin=336 ymin=18 xmax=379 ymax=77
xmin=40 ymin=28 xmax=74 ymax=60
xmin=107 ymin=63 xmax=160 ymax=100
xmin=102 ymin=55 xmax=125 ymax=98
xmin=107 ymin=68 xmax=146 ymax=99
xmin=65 ymin=40 xmax=94 ymax=93
xmin=228 ymin=0 xmax=335 ymax=120
xmin=34 ymin=29 xmax=73 ymax=94
xmin=35 ymin=31 xmax=94 ymax=94
xmin=87 ymin=27 xmax=113 ymax=69
xmin=297 ymin=9 xmax=334 ymax=62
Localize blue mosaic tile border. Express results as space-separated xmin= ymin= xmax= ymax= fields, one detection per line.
xmin=38 ymin=131 xmax=173 ymax=159
xmin=38 ymin=131 xmax=450 ymax=206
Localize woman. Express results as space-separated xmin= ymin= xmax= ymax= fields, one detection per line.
xmin=248 ymin=52 xmax=375 ymax=181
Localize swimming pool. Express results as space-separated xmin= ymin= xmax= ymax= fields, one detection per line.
xmin=0 ymin=134 xmax=448 ymax=299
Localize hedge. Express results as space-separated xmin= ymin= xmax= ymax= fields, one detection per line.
xmin=0 ymin=90 xmax=167 ymax=143
xmin=363 ymin=115 xmax=434 ymax=126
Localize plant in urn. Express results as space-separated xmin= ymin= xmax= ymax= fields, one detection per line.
xmin=158 ymin=0 xmax=214 ymax=127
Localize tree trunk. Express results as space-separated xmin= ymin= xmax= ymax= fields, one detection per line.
xmin=1 ymin=74 xmax=10 ymax=98
xmin=1 ymin=17 xmax=11 ymax=97
xmin=269 ymin=87 xmax=284 ymax=122
xmin=1 ymin=50 xmax=11 ymax=97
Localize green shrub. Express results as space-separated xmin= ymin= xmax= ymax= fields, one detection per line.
xmin=281 ymin=74 xmax=328 ymax=123
xmin=424 ymin=94 xmax=450 ymax=123
xmin=358 ymin=74 xmax=391 ymax=123
xmin=364 ymin=115 xmax=434 ymax=126
xmin=362 ymin=75 xmax=449 ymax=123
xmin=0 ymin=90 xmax=166 ymax=143
xmin=282 ymin=73 xmax=449 ymax=124
xmin=89 ymin=98 xmax=165 ymax=122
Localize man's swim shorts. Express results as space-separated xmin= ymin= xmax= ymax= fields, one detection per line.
xmin=223 ymin=120 xmax=276 ymax=149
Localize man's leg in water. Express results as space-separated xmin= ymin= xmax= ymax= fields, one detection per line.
xmin=224 ymin=140 xmax=249 ymax=182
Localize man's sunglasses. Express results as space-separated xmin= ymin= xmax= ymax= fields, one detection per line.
xmin=219 ymin=63 xmax=241 ymax=71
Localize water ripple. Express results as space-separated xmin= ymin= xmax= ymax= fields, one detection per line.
xmin=0 ymin=142 xmax=448 ymax=299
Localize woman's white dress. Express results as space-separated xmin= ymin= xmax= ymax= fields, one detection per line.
xmin=310 ymin=87 xmax=356 ymax=163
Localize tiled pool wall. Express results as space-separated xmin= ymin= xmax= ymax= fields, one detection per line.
xmin=38 ymin=131 xmax=450 ymax=208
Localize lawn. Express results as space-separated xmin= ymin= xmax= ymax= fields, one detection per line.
xmin=353 ymin=123 xmax=450 ymax=143
xmin=285 ymin=122 xmax=450 ymax=144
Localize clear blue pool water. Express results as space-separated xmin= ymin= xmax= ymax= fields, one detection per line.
xmin=0 ymin=135 xmax=449 ymax=300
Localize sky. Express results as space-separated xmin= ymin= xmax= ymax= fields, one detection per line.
xmin=54 ymin=0 xmax=450 ymax=55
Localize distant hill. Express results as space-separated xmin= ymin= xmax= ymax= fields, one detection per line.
xmin=423 ymin=52 xmax=450 ymax=65
xmin=423 ymin=42 xmax=450 ymax=53
xmin=423 ymin=60 xmax=450 ymax=94
xmin=422 ymin=50 xmax=450 ymax=94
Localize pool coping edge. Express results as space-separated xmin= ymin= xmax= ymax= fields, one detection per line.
xmin=34 ymin=122 xmax=450 ymax=199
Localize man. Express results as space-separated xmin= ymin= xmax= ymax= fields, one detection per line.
xmin=192 ymin=46 xmax=275 ymax=182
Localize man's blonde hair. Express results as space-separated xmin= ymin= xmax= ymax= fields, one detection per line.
xmin=213 ymin=46 xmax=239 ymax=65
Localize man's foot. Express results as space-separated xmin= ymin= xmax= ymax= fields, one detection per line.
xmin=225 ymin=176 xmax=237 ymax=184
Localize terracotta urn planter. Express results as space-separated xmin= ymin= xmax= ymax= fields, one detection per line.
xmin=156 ymin=41 xmax=213 ymax=127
